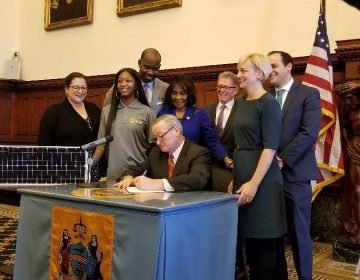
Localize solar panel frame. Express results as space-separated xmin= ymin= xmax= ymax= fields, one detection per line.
xmin=0 ymin=145 xmax=87 ymax=185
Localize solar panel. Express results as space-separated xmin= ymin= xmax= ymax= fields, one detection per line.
xmin=0 ymin=145 xmax=87 ymax=185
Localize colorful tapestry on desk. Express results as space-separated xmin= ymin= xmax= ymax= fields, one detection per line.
xmin=49 ymin=206 xmax=115 ymax=280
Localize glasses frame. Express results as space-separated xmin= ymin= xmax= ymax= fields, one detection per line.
xmin=152 ymin=126 xmax=174 ymax=143
xmin=69 ymin=85 xmax=88 ymax=91
xmin=216 ymin=85 xmax=237 ymax=91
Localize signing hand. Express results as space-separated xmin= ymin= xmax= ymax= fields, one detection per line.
xmin=134 ymin=176 xmax=164 ymax=190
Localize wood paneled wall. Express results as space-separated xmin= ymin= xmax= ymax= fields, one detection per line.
xmin=0 ymin=39 xmax=359 ymax=145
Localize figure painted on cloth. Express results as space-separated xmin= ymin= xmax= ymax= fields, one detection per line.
xmin=86 ymin=235 xmax=103 ymax=280
xmin=58 ymin=229 xmax=72 ymax=276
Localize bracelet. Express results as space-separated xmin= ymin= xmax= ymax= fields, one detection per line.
xmin=224 ymin=157 xmax=233 ymax=169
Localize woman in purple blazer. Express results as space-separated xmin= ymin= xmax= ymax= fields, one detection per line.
xmin=157 ymin=75 xmax=232 ymax=169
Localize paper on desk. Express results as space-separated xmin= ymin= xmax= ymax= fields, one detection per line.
xmin=126 ymin=186 xmax=165 ymax=193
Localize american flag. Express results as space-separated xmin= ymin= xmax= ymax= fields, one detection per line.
xmin=302 ymin=0 xmax=345 ymax=199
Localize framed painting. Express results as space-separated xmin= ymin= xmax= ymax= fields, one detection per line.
xmin=44 ymin=0 xmax=94 ymax=31
xmin=117 ymin=0 xmax=182 ymax=17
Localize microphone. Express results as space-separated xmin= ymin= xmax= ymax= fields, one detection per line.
xmin=81 ymin=135 xmax=114 ymax=151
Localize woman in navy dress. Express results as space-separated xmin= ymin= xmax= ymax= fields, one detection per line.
xmin=158 ymin=75 xmax=233 ymax=169
xmin=229 ymin=54 xmax=286 ymax=279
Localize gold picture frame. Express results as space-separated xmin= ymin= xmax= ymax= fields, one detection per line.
xmin=117 ymin=0 xmax=182 ymax=17
xmin=44 ymin=0 xmax=93 ymax=31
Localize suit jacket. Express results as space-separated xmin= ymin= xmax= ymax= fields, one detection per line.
xmin=205 ymin=99 xmax=239 ymax=157
xmin=205 ymin=100 xmax=239 ymax=192
xmin=149 ymin=78 xmax=169 ymax=115
xmin=102 ymin=78 xmax=168 ymax=114
xmin=120 ymin=138 xmax=211 ymax=191
xmin=271 ymin=80 xmax=321 ymax=182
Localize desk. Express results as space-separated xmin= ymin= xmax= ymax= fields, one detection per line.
xmin=14 ymin=185 xmax=238 ymax=280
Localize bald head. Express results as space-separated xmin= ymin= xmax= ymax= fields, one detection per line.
xmin=138 ymin=48 xmax=162 ymax=83
xmin=140 ymin=48 xmax=161 ymax=60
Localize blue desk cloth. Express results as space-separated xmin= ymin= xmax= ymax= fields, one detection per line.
xmin=14 ymin=185 xmax=238 ymax=280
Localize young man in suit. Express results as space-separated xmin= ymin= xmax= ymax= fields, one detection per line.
xmin=103 ymin=48 xmax=169 ymax=114
xmin=114 ymin=114 xmax=211 ymax=191
xmin=205 ymin=71 xmax=239 ymax=192
xmin=268 ymin=51 xmax=321 ymax=280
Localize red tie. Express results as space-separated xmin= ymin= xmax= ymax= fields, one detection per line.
xmin=168 ymin=154 xmax=175 ymax=178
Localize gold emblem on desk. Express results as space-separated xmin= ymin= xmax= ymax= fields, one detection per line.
xmin=71 ymin=187 xmax=134 ymax=199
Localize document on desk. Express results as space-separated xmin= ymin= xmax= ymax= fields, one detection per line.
xmin=126 ymin=186 xmax=165 ymax=193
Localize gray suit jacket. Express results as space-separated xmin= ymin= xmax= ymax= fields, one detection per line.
xmin=149 ymin=78 xmax=169 ymax=115
xmin=102 ymin=78 xmax=168 ymax=114
xmin=120 ymin=139 xmax=211 ymax=191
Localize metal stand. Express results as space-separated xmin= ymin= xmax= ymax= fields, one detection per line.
xmin=85 ymin=150 xmax=93 ymax=183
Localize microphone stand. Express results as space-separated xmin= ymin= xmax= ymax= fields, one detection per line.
xmin=77 ymin=149 xmax=102 ymax=188
xmin=85 ymin=150 xmax=93 ymax=183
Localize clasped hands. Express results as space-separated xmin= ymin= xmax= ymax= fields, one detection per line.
xmin=113 ymin=175 xmax=164 ymax=191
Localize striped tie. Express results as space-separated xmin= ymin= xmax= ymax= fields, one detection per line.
xmin=216 ymin=104 xmax=226 ymax=138
xmin=168 ymin=154 xmax=175 ymax=178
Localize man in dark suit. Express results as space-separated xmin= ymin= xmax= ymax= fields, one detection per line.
xmin=114 ymin=114 xmax=211 ymax=191
xmin=103 ymin=48 xmax=168 ymax=114
xmin=268 ymin=51 xmax=321 ymax=280
xmin=205 ymin=71 xmax=239 ymax=192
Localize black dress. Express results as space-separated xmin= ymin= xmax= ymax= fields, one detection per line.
xmin=233 ymin=92 xmax=286 ymax=238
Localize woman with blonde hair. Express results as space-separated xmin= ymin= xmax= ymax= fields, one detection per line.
xmin=229 ymin=53 xmax=286 ymax=279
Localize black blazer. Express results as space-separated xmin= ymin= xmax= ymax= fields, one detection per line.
xmin=120 ymin=138 xmax=211 ymax=191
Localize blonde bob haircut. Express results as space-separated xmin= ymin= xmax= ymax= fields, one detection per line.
xmin=237 ymin=53 xmax=272 ymax=82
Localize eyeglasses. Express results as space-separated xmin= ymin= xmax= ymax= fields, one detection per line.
xmin=69 ymin=85 xmax=88 ymax=91
xmin=216 ymin=85 xmax=237 ymax=91
xmin=151 ymin=126 xmax=174 ymax=143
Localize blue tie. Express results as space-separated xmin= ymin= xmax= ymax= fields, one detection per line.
xmin=143 ymin=84 xmax=149 ymax=101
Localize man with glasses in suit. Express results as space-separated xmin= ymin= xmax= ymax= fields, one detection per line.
xmin=114 ymin=114 xmax=211 ymax=191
